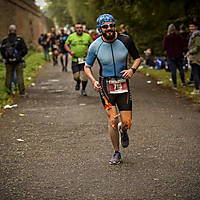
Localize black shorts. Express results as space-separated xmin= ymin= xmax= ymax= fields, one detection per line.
xmin=99 ymin=77 xmax=132 ymax=111
xmin=59 ymin=48 xmax=68 ymax=55
xmin=72 ymin=62 xmax=84 ymax=74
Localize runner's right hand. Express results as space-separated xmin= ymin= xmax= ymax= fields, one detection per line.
xmin=93 ymin=81 xmax=101 ymax=92
xmin=70 ymin=51 xmax=75 ymax=56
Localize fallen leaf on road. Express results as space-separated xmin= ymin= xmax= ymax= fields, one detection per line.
xmin=17 ymin=139 xmax=24 ymax=142
xmin=50 ymin=90 xmax=64 ymax=93
xmin=79 ymin=103 xmax=86 ymax=106
xmin=49 ymin=79 xmax=59 ymax=82
xmin=4 ymin=104 xmax=18 ymax=109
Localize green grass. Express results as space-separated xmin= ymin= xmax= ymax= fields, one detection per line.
xmin=138 ymin=66 xmax=200 ymax=103
xmin=0 ymin=51 xmax=48 ymax=110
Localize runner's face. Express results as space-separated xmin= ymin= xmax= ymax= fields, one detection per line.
xmin=60 ymin=28 xmax=64 ymax=34
xmin=101 ymin=22 xmax=116 ymax=40
xmin=189 ymin=24 xmax=198 ymax=33
xmin=51 ymin=28 xmax=55 ymax=33
xmin=75 ymin=24 xmax=83 ymax=35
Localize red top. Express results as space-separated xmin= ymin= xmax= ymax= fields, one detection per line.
xmin=163 ymin=33 xmax=184 ymax=58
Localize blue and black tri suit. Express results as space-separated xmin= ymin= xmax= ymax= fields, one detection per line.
xmin=85 ymin=33 xmax=140 ymax=111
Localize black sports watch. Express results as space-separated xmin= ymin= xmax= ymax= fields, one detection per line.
xmin=131 ymin=68 xmax=136 ymax=73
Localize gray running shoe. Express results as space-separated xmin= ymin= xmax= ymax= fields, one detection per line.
xmin=118 ymin=122 xmax=129 ymax=148
xmin=81 ymin=90 xmax=87 ymax=96
xmin=109 ymin=152 xmax=121 ymax=165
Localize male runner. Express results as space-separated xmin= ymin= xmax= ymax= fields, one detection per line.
xmin=84 ymin=14 xmax=141 ymax=164
xmin=50 ymin=27 xmax=59 ymax=66
xmin=65 ymin=23 xmax=93 ymax=96
xmin=58 ymin=27 xmax=69 ymax=72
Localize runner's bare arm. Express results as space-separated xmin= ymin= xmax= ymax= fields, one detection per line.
xmin=84 ymin=65 xmax=101 ymax=91
xmin=64 ymin=43 xmax=75 ymax=56
xmin=121 ymin=57 xmax=141 ymax=79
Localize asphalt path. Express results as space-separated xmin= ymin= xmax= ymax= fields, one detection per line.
xmin=0 ymin=57 xmax=200 ymax=200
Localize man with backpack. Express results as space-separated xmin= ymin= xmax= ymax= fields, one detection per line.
xmin=38 ymin=33 xmax=50 ymax=61
xmin=1 ymin=24 xmax=28 ymax=96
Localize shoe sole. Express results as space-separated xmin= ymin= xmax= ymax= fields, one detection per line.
xmin=109 ymin=160 xmax=121 ymax=165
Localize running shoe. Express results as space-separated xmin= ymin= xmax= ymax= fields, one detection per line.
xmin=81 ymin=90 xmax=87 ymax=96
xmin=118 ymin=122 xmax=129 ymax=148
xmin=109 ymin=152 xmax=121 ymax=165
xmin=191 ymin=89 xmax=200 ymax=95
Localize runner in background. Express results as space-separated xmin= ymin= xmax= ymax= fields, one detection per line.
xmin=58 ymin=27 xmax=69 ymax=72
xmin=50 ymin=27 xmax=59 ymax=66
xmin=65 ymin=23 xmax=93 ymax=96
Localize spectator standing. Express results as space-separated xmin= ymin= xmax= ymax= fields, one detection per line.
xmin=179 ymin=24 xmax=190 ymax=72
xmin=1 ymin=25 xmax=28 ymax=96
xmin=144 ymin=48 xmax=155 ymax=67
xmin=120 ymin=24 xmax=129 ymax=35
xmin=163 ymin=24 xmax=186 ymax=88
xmin=186 ymin=21 xmax=200 ymax=95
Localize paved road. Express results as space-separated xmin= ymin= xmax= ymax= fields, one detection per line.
xmin=0 ymin=58 xmax=200 ymax=200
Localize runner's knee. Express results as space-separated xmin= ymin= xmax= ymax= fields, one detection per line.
xmin=81 ymin=72 xmax=88 ymax=82
xmin=122 ymin=115 xmax=132 ymax=130
xmin=73 ymin=72 xmax=80 ymax=81
xmin=109 ymin=117 xmax=119 ymax=129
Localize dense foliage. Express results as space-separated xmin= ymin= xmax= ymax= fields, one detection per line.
xmin=45 ymin=0 xmax=200 ymax=55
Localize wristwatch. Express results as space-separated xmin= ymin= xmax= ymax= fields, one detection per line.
xmin=131 ymin=68 xmax=136 ymax=73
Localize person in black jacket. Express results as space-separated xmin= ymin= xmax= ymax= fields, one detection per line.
xmin=1 ymin=24 xmax=28 ymax=96
xmin=38 ymin=33 xmax=50 ymax=61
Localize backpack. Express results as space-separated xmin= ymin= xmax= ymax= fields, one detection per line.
xmin=155 ymin=57 xmax=166 ymax=70
xmin=39 ymin=35 xmax=47 ymax=46
xmin=2 ymin=37 xmax=21 ymax=63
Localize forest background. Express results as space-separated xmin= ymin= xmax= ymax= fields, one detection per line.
xmin=45 ymin=0 xmax=200 ymax=56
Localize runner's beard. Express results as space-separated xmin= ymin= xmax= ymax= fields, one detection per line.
xmin=102 ymin=30 xmax=115 ymax=40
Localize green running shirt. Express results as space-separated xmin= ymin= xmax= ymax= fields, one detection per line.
xmin=66 ymin=32 xmax=93 ymax=62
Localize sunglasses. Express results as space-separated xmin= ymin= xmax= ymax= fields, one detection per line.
xmin=101 ymin=23 xmax=115 ymax=29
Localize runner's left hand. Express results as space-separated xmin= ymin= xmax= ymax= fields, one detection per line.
xmin=121 ymin=69 xmax=133 ymax=79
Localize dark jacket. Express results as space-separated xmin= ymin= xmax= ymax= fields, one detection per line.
xmin=188 ymin=30 xmax=200 ymax=65
xmin=1 ymin=33 xmax=28 ymax=63
xmin=163 ymin=33 xmax=184 ymax=59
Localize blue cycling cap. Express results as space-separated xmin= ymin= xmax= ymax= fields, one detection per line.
xmin=97 ymin=14 xmax=115 ymax=33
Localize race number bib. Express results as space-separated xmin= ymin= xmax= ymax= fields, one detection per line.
xmin=108 ymin=79 xmax=128 ymax=94
xmin=78 ymin=57 xmax=85 ymax=64
xmin=53 ymin=44 xmax=57 ymax=49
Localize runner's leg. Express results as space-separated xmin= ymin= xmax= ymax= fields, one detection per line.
xmin=106 ymin=106 xmax=120 ymax=151
xmin=65 ymin=54 xmax=68 ymax=71
xmin=120 ymin=110 xmax=132 ymax=131
xmin=59 ymin=53 xmax=64 ymax=71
